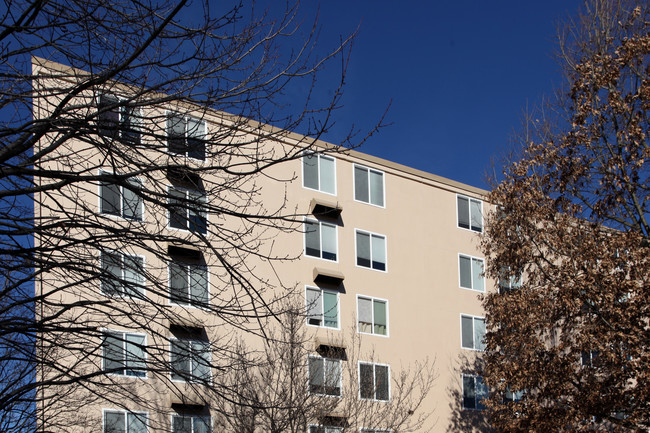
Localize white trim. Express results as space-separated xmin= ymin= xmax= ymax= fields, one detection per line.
xmin=355 ymin=294 xmax=389 ymax=338
xmin=166 ymin=185 xmax=209 ymax=234
xmin=303 ymin=217 xmax=339 ymax=263
xmin=457 ymin=253 xmax=485 ymax=292
xmin=307 ymin=355 xmax=342 ymax=398
xmin=96 ymin=93 xmax=142 ymax=145
xmin=99 ymin=249 xmax=147 ymax=298
xmin=301 ymin=152 xmax=337 ymax=196
xmin=167 ymin=259 xmax=211 ymax=309
xmin=357 ymin=361 xmax=391 ymax=402
xmin=305 ymin=285 xmax=341 ymax=331
xmin=459 ymin=313 xmax=486 ymax=351
xmin=170 ymin=413 xmax=213 ymax=433
xmin=169 ymin=336 xmax=212 ymax=384
xmin=456 ymin=194 xmax=483 ymax=233
xmin=352 ymin=163 xmax=386 ymax=208
xmin=165 ymin=110 xmax=208 ymax=162
xmin=461 ymin=374 xmax=487 ymax=410
xmin=98 ymin=169 xmax=146 ymax=222
xmin=102 ymin=408 xmax=149 ymax=433
xmin=354 ymin=229 xmax=388 ymax=272
xmin=101 ymin=328 xmax=148 ymax=379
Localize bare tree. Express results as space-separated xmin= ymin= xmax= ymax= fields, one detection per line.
xmin=481 ymin=0 xmax=650 ymax=431
xmin=0 ymin=1 xmax=385 ymax=432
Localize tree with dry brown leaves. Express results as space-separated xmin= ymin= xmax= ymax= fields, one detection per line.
xmin=481 ymin=0 xmax=650 ymax=431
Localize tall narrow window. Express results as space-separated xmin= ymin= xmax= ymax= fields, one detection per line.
xmin=306 ymin=287 xmax=339 ymax=328
xmin=359 ymin=362 xmax=390 ymax=401
xmin=462 ymin=375 xmax=487 ymax=410
xmin=308 ymin=356 xmax=342 ymax=396
xmin=172 ymin=415 xmax=211 ymax=433
xmin=170 ymin=337 xmax=211 ymax=382
xmin=104 ymin=410 xmax=148 ymax=433
xmin=457 ymin=195 xmax=482 ymax=232
xmin=167 ymin=113 xmax=206 ymax=160
xmin=103 ymin=331 xmax=146 ymax=377
xmin=461 ymin=315 xmax=486 ymax=351
xmin=100 ymin=173 xmax=143 ymax=221
xmin=101 ymin=251 xmax=144 ymax=296
xmin=354 ymin=165 xmax=384 ymax=207
xmin=304 ymin=219 xmax=337 ymax=261
xmin=169 ymin=187 xmax=207 ymax=234
xmin=303 ymin=153 xmax=336 ymax=194
xmin=357 ymin=296 xmax=388 ymax=336
xmin=356 ymin=230 xmax=386 ymax=271
xmin=458 ymin=254 xmax=484 ymax=292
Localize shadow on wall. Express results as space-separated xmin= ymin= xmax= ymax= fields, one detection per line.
xmin=445 ymin=353 xmax=494 ymax=433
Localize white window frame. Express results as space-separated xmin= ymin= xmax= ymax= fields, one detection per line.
xmin=102 ymin=408 xmax=148 ymax=433
xmin=166 ymin=111 xmax=207 ymax=161
xmin=302 ymin=152 xmax=337 ymax=195
xmin=171 ymin=414 xmax=212 ymax=433
xmin=354 ymin=229 xmax=387 ymax=272
xmin=167 ymin=185 xmax=208 ymax=234
xmin=98 ymin=170 xmax=144 ymax=221
xmin=168 ymin=260 xmax=209 ymax=308
xmin=358 ymin=361 xmax=390 ymax=402
xmin=461 ymin=374 xmax=487 ymax=410
xmin=303 ymin=218 xmax=338 ymax=262
xmin=458 ymin=253 xmax=485 ymax=292
xmin=308 ymin=425 xmax=343 ymax=433
xmin=308 ymin=355 xmax=342 ymax=397
xmin=460 ymin=314 xmax=486 ymax=351
xmin=356 ymin=295 xmax=389 ymax=337
xmin=97 ymin=94 xmax=142 ymax=145
xmin=353 ymin=164 xmax=385 ymax=208
xmin=102 ymin=329 xmax=147 ymax=378
xmin=305 ymin=286 xmax=340 ymax=330
xmin=456 ymin=194 xmax=483 ymax=233
xmin=100 ymin=250 xmax=145 ymax=297
xmin=169 ymin=337 xmax=212 ymax=383
xmin=361 ymin=429 xmax=391 ymax=433
xmin=499 ymin=270 xmax=522 ymax=294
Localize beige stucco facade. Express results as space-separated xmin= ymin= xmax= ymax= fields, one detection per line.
xmin=33 ymin=57 xmax=491 ymax=433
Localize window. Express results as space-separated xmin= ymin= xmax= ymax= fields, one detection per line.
xmin=169 ymin=187 xmax=207 ymax=234
xmin=504 ymin=388 xmax=525 ymax=403
xmin=457 ymin=195 xmax=483 ymax=232
xmin=581 ymin=350 xmax=600 ymax=367
xmin=101 ymin=252 xmax=144 ymax=296
xmin=169 ymin=261 xmax=208 ymax=307
xmin=308 ymin=356 xmax=342 ymax=396
xmin=104 ymin=410 xmax=147 ymax=433
xmin=354 ymin=165 xmax=384 ymax=207
xmin=303 ymin=153 xmax=336 ymax=194
xmin=499 ymin=271 xmax=522 ymax=294
xmin=462 ymin=375 xmax=487 ymax=410
xmin=172 ymin=415 xmax=211 ymax=433
xmin=167 ymin=113 xmax=206 ymax=160
xmin=103 ymin=331 xmax=146 ymax=377
xmin=357 ymin=296 xmax=388 ymax=336
xmin=170 ymin=337 xmax=211 ymax=382
xmin=306 ymin=287 xmax=339 ymax=328
xmin=309 ymin=426 xmax=343 ymax=433
xmin=359 ymin=362 xmax=390 ymax=401
xmin=461 ymin=315 xmax=486 ymax=351
xmin=304 ymin=219 xmax=337 ymax=261
xmin=98 ymin=95 xmax=141 ymax=145
xmin=100 ymin=173 xmax=143 ymax=220
xmin=458 ymin=254 xmax=484 ymax=292
xmin=356 ymin=230 xmax=386 ymax=271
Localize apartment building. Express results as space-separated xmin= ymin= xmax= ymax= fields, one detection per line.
xmin=33 ymin=57 xmax=491 ymax=433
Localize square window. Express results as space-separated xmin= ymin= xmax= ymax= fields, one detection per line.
xmin=172 ymin=415 xmax=211 ymax=433
xmin=104 ymin=410 xmax=148 ymax=433
xmin=98 ymin=95 xmax=141 ymax=145
xmin=306 ymin=287 xmax=339 ymax=328
xmin=101 ymin=252 xmax=145 ymax=297
xmin=354 ymin=165 xmax=384 ymax=207
xmin=167 ymin=113 xmax=206 ymax=160
xmin=100 ymin=172 xmax=143 ymax=221
xmin=103 ymin=331 xmax=146 ymax=377
xmin=356 ymin=230 xmax=386 ymax=271
xmin=303 ymin=153 xmax=336 ymax=194
xmin=357 ymin=296 xmax=388 ymax=336
xmin=359 ymin=362 xmax=390 ymax=401
xmin=461 ymin=315 xmax=486 ymax=351
xmin=170 ymin=337 xmax=211 ymax=382
xmin=169 ymin=187 xmax=207 ymax=234
xmin=458 ymin=254 xmax=484 ymax=292
xmin=457 ymin=195 xmax=483 ymax=232
xmin=462 ymin=375 xmax=487 ymax=410
xmin=308 ymin=356 xmax=341 ymax=396
xmin=304 ymin=219 xmax=337 ymax=261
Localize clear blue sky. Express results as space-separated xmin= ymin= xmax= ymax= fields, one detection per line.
xmin=295 ymin=1 xmax=583 ymax=190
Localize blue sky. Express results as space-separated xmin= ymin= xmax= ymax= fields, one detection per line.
xmin=295 ymin=1 xmax=582 ymax=190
